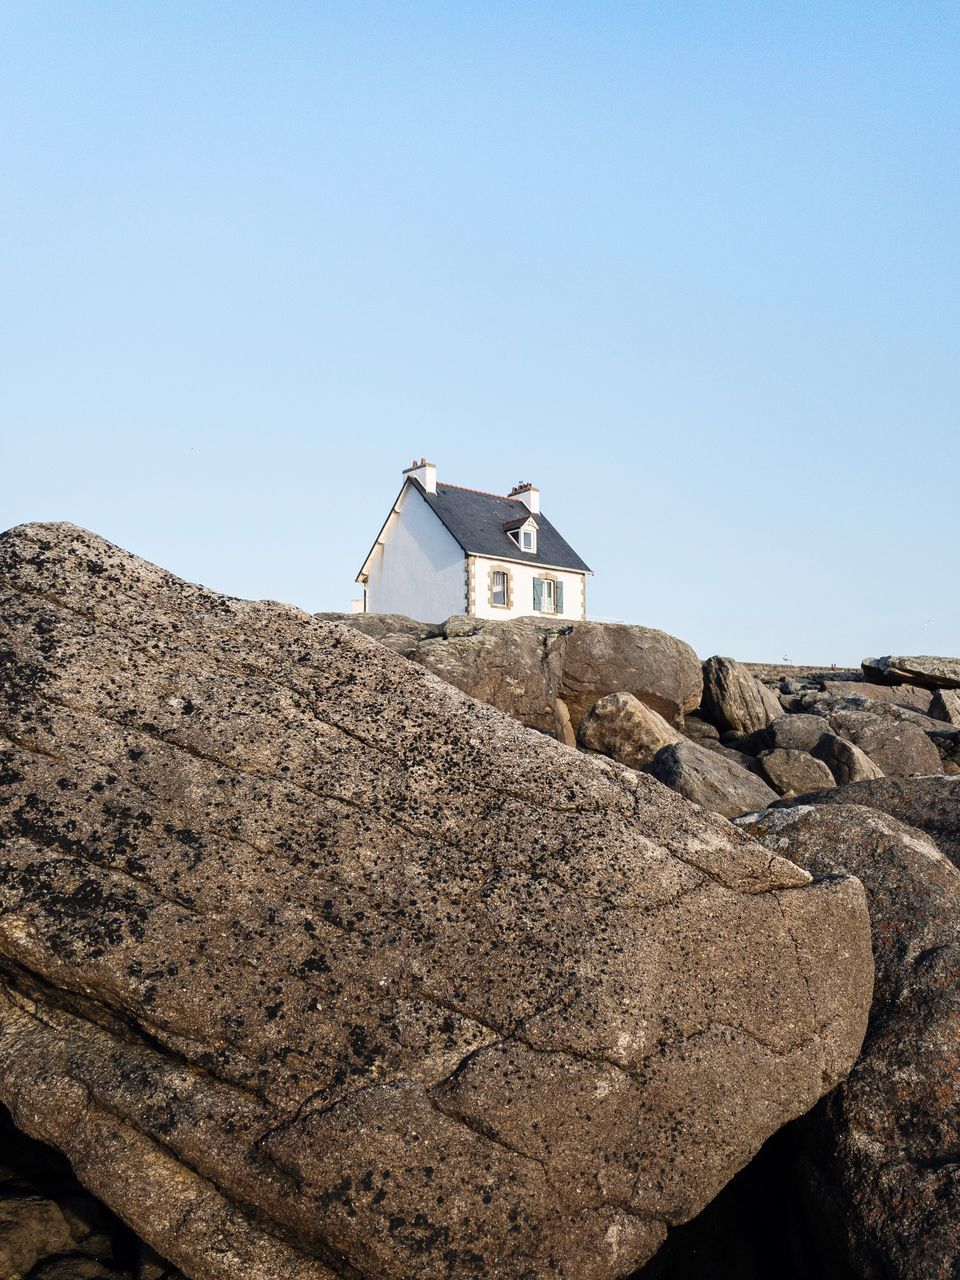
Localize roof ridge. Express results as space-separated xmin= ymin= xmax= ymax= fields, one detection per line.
xmin=437 ymin=481 xmax=520 ymax=502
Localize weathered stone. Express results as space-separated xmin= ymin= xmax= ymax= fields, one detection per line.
xmin=558 ymin=621 xmax=702 ymax=730
xmin=578 ymin=692 xmax=682 ymax=770
xmin=739 ymin=803 xmax=960 ymax=1280
xmin=329 ymin=614 xmax=700 ymax=740
xmin=776 ymin=774 xmax=960 ymax=872
xmin=0 ymin=1103 xmax=168 ymax=1280
xmin=645 ymin=740 xmax=779 ymax=819
xmin=928 ymin=726 xmax=960 ymax=773
xmin=317 ymin=612 xmax=441 ymax=658
xmin=700 ymin=658 xmax=784 ymax=736
xmin=681 ymin=713 xmax=720 ymax=745
xmin=826 ymin=708 xmax=943 ymax=777
xmin=0 ymin=1198 xmax=75 ymax=1278
xmin=862 ymin=654 xmax=960 ymax=689
xmin=799 ymin=689 xmax=943 ymax=730
xmin=758 ymin=749 xmax=834 ymax=798
xmin=797 ymin=692 xmax=957 ymax=773
xmin=817 ymin=679 xmax=933 ymax=713
xmin=756 ymin=714 xmax=833 ymax=755
xmin=703 ymin=743 xmax=766 ymax=776
xmin=810 ymin=734 xmax=884 ymax=785
xmin=931 ymin=688 xmax=960 ymax=726
xmin=0 ymin=523 xmax=873 ymax=1280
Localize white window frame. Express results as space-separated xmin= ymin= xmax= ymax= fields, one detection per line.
xmin=491 ymin=570 xmax=507 ymax=607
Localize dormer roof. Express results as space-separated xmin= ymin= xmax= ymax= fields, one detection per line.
xmin=501 ymin=513 xmax=538 ymax=533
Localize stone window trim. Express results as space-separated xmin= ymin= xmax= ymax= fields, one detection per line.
xmin=533 ymin=571 xmax=561 ymax=614
xmin=487 ymin=564 xmax=514 ymax=610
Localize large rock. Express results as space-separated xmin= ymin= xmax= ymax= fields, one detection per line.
xmin=700 ymin=658 xmax=784 ymax=736
xmin=681 ymin=714 xmax=720 ymax=746
xmin=0 ymin=523 xmax=873 ymax=1280
xmin=749 ymin=715 xmax=883 ymax=786
xmin=578 ymin=692 xmax=682 ymax=770
xmin=329 ymin=615 xmax=701 ymax=740
xmin=863 ymin=654 xmax=960 ymax=689
xmin=796 ymin=692 xmax=956 ymax=774
xmin=757 ymin=749 xmax=834 ymax=798
xmin=645 ymin=740 xmax=779 ymax=819
xmin=817 ymin=679 xmax=933 ymax=713
xmin=336 ymin=613 xmax=568 ymax=739
xmin=317 ymin=612 xmax=442 ymax=658
xmin=756 ymin=713 xmax=835 ymax=755
xmin=777 ymin=774 xmax=960 ymax=872
xmin=825 ymin=708 xmax=943 ymax=777
xmin=0 ymin=1104 xmax=181 ymax=1280
xmin=811 ymin=734 xmax=884 ymax=785
xmin=928 ymin=727 xmax=960 ymax=774
xmin=557 ymin=622 xmax=702 ymax=731
xmin=931 ymin=688 xmax=960 ymax=726
xmin=739 ymin=803 xmax=960 ymax=1280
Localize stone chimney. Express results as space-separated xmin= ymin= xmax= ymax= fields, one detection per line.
xmin=508 ymin=481 xmax=540 ymax=514
xmin=403 ymin=457 xmax=437 ymax=494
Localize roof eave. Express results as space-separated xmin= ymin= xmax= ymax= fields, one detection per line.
xmin=469 ymin=550 xmax=592 ymax=575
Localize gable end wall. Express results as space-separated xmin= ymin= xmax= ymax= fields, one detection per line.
xmin=364 ymin=484 xmax=467 ymax=622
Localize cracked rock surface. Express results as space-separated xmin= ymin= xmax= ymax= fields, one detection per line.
xmin=323 ymin=612 xmax=703 ymax=738
xmin=0 ymin=523 xmax=873 ymax=1280
xmin=739 ymin=803 xmax=960 ymax=1280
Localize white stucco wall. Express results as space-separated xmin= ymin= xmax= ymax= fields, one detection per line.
xmin=471 ymin=556 xmax=586 ymax=621
xmin=364 ymin=484 xmax=467 ymax=622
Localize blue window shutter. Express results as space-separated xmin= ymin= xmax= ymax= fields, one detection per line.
xmin=555 ymin=580 xmax=564 ymax=614
xmin=533 ymin=577 xmax=543 ymax=611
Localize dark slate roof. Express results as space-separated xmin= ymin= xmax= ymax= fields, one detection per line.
xmin=413 ymin=479 xmax=591 ymax=572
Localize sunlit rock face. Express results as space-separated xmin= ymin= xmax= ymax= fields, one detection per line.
xmin=0 ymin=522 xmax=872 ymax=1280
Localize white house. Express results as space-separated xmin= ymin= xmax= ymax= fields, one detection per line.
xmin=355 ymin=459 xmax=591 ymax=622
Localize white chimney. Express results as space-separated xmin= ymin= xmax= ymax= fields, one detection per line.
xmin=403 ymin=456 xmax=437 ymax=494
xmin=508 ymin=481 xmax=540 ymax=514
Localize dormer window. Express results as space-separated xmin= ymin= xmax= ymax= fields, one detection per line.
xmin=505 ymin=515 xmax=538 ymax=554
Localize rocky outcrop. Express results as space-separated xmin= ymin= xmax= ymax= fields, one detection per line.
xmin=931 ymin=688 xmax=960 ymax=726
xmin=645 ymin=741 xmax=779 ymax=819
xmin=756 ymin=714 xmax=835 ymax=755
xmin=816 ymin=679 xmax=934 ymax=713
xmin=811 ymin=733 xmax=884 ymax=785
xmin=825 ymin=708 xmax=943 ymax=777
xmin=331 ymin=612 xmax=569 ymax=739
xmin=787 ymin=693 xmax=950 ymax=777
xmin=777 ymin=774 xmax=960 ymax=871
xmin=578 ymin=692 xmax=681 ymax=770
xmin=862 ymin=654 xmax=960 ymax=689
xmin=0 ymin=1103 xmax=185 ymax=1279
xmin=0 ymin=523 xmax=874 ymax=1280
xmin=928 ymin=726 xmax=960 ymax=773
xmin=557 ymin=623 xmax=702 ymax=730
xmin=327 ymin=614 xmax=701 ymax=742
xmin=757 ymin=749 xmax=834 ymax=798
xmin=743 ymin=715 xmax=882 ymax=787
xmin=739 ymin=803 xmax=960 ymax=1280
xmin=700 ymin=658 xmax=784 ymax=736
xmin=681 ymin=714 xmax=721 ymax=747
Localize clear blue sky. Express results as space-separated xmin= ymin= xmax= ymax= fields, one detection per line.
xmin=2 ymin=2 xmax=958 ymax=664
